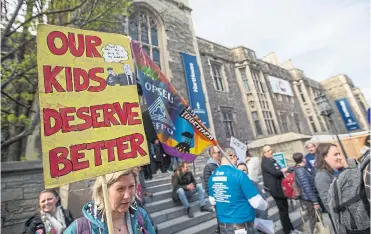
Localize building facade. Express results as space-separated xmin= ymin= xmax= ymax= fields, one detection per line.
xmin=321 ymin=74 xmax=369 ymax=132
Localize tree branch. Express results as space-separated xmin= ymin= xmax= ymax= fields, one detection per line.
xmin=1 ymin=37 xmax=36 ymax=62
xmin=5 ymin=0 xmax=89 ymax=39
xmin=1 ymin=113 xmax=40 ymax=148
xmin=1 ymin=0 xmax=24 ymax=45
xmin=1 ymin=64 xmax=37 ymax=89
xmin=80 ymin=0 xmax=122 ymax=28
xmin=1 ymin=90 xmax=34 ymax=111
xmin=80 ymin=0 xmax=100 ymax=26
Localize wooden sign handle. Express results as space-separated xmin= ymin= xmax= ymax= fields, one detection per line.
xmin=101 ymin=176 xmax=114 ymax=234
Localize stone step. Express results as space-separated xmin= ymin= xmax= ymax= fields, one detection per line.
xmin=173 ymin=204 xmax=305 ymax=234
xmin=274 ymin=208 xmax=307 ymax=234
xmin=146 ymin=177 xmax=202 ymax=194
xmin=145 ymin=172 xmax=203 ymax=188
xmin=152 ymin=196 xmax=276 ymax=225
xmin=145 ymin=193 xmax=206 ymax=214
xmin=174 ymin=218 xmax=218 ymax=234
xmin=157 ymin=209 xmax=217 ymax=234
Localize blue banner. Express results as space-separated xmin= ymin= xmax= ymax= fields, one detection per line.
xmin=181 ymin=53 xmax=210 ymax=128
xmin=335 ymin=98 xmax=360 ymax=131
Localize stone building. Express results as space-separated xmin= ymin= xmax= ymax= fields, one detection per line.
xmin=321 ymin=74 xmax=369 ymax=132
xmin=282 ymin=60 xmax=333 ymax=134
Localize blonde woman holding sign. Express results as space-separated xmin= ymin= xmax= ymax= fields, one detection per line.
xmin=64 ymin=169 xmax=155 ymax=234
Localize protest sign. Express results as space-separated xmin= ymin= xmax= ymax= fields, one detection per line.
xmin=132 ymin=41 xmax=217 ymax=162
xmin=37 ymin=25 xmax=149 ymax=189
xmin=272 ymin=152 xmax=287 ymax=168
xmin=230 ymin=136 xmax=247 ymax=163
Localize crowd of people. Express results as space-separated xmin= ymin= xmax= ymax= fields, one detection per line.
xmin=22 ymin=136 xmax=370 ymax=234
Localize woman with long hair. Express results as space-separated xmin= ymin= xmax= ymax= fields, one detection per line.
xmin=64 ymin=168 xmax=156 ymax=234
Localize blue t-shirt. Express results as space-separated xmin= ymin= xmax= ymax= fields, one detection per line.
xmin=208 ymin=165 xmax=259 ymax=223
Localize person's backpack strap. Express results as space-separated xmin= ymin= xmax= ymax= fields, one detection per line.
xmin=137 ymin=209 xmax=149 ymax=234
xmin=75 ymin=217 xmax=92 ymax=234
xmin=333 ymin=176 xmax=359 ymax=230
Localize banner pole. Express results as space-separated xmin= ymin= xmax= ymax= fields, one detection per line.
xmin=217 ymin=145 xmax=236 ymax=168
xmin=192 ymin=161 xmax=196 ymax=176
xmin=101 ymin=176 xmax=114 ymax=234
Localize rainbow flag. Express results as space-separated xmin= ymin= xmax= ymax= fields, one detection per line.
xmin=131 ymin=41 xmax=217 ymax=162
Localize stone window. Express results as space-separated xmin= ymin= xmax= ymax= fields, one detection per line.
xmin=221 ymin=108 xmax=235 ymax=138
xmin=252 ymin=111 xmax=263 ymax=136
xmin=251 ymin=69 xmax=265 ymax=93
xmin=280 ymin=112 xmax=289 ymax=132
xmin=294 ymin=113 xmax=301 ymax=133
xmin=239 ymin=67 xmax=250 ymax=92
xmin=263 ymin=111 xmax=277 ymax=135
xmin=308 ymin=116 xmax=318 ymax=133
xmin=129 ymin=11 xmax=161 ymax=68
xmin=318 ymin=116 xmax=326 ymax=132
xmin=210 ymin=61 xmax=225 ymax=91
xmin=297 ymin=84 xmax=306 ymax=102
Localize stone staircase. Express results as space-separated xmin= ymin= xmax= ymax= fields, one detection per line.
xmin=144 ymin=155 xmax=306 ymax=234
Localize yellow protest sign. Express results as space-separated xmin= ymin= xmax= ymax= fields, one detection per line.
xmin=37 ymin=24 xmax=149 ymax=188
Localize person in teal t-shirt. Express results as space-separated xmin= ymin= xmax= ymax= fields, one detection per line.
xmin=208 ymin=148 xmax=267 ymax=234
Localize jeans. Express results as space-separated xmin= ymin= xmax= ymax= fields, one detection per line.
xmin=176 ymin=184 xmax=206 ymax=208
xmin=168 ymin=157 xmax=180 ymax=171
xmin=301 ymin=200 xmax=317 ymax=234
xmin=274 ymin=197 xmax=294 ymax=234
xmin=219 ymin=223 xmax=258 ymax=234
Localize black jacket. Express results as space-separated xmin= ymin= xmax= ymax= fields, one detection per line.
xmin=294 ymin=166 xmax=317 ymax=203
xmin=154 ymin=143 xmax=164 ymax=163
xmin=203 ymin=159 xmax=218 ymax=195
xmin=23 ymin=208 xmax=73 ymax=234
xmin=172 ymin=170 xmax=197 ymax=201
xmin=261 ymin=156 xmax=285 ymax=198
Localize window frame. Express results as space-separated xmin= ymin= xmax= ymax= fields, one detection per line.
xmin=210 ymin=61 xmax=226 ymax=92
xmin=221 ymin=108 xmax=235 ymax=138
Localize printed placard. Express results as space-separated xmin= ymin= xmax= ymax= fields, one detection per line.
xmin=37 ymin=25 xmax=149 ymax=188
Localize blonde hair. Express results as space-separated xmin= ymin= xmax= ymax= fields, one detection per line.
xmin=305 ymin=140 xmax=316 ymax=149
xmin=92 ymin=168 xmax=139 ymax=212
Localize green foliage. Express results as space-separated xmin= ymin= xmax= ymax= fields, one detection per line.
xmin=1 ymin=0 xmax=132 ymax=161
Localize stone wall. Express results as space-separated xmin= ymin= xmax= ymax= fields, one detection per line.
xmin=1 ymin=161 xmax=44 ymax=234
xmin=197 ymin=38 xmax=254 ymax=146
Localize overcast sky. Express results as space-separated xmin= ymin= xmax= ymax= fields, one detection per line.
xmin=189 ymin=0 xmax=370 ymax=105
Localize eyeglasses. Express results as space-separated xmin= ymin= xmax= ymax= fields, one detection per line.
xmin=214 ymin=151 xmax=221 ymax=155
xmin=229 ymin=154 xmax=239 ymax=160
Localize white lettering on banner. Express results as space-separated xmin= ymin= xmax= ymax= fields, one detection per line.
xmin=153 ymin=122 xmax=174 ymax=135
xmin=340 ymin=101 xmax=350 ymax=118
xmin=189 ymin=63 xmax=198 ymax=93
xmin=212 ymin=176 xmax=227 ymax=182
xmin=212 ymin=182 xmax=230 ymax=203
xmin=144 ymin=82 xmax=174 ymax=104
xmin=148 ymin=97 xmax=175 ymax=130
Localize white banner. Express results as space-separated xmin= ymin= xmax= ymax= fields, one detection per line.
xmin=230 ymin=136 xmax=247 ymax=163
xmin=268 ymin=76 xmax=293 ymax=96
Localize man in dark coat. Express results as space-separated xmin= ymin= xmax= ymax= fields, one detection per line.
xmin=261 ymin=145 xmax=303 ymax=234
xmin=153 ymin=139 xmax=166 ymax=173
xmin=172 ymin=162 xmax=213 ymax=218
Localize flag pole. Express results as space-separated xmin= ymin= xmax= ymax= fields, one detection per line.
xmin=217 ymin=145 xmax=236 ymax=168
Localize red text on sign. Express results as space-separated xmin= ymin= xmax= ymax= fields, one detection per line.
xmin=47 ymin=31 xmax=102 ymax=58
xmin=43 ymin=102 xmax=142 ymax=136
xmin=49 ymin=133 xmax=147 ymax=178
xmin=43 ymin=66 xmax=106 ymax=93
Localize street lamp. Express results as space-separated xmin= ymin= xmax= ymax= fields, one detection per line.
xmin=315 ymin=94 xmax=348 ymax=159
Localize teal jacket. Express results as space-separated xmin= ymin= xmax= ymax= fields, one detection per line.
xmin=64 ymin=201 xmax=155 ymax=234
